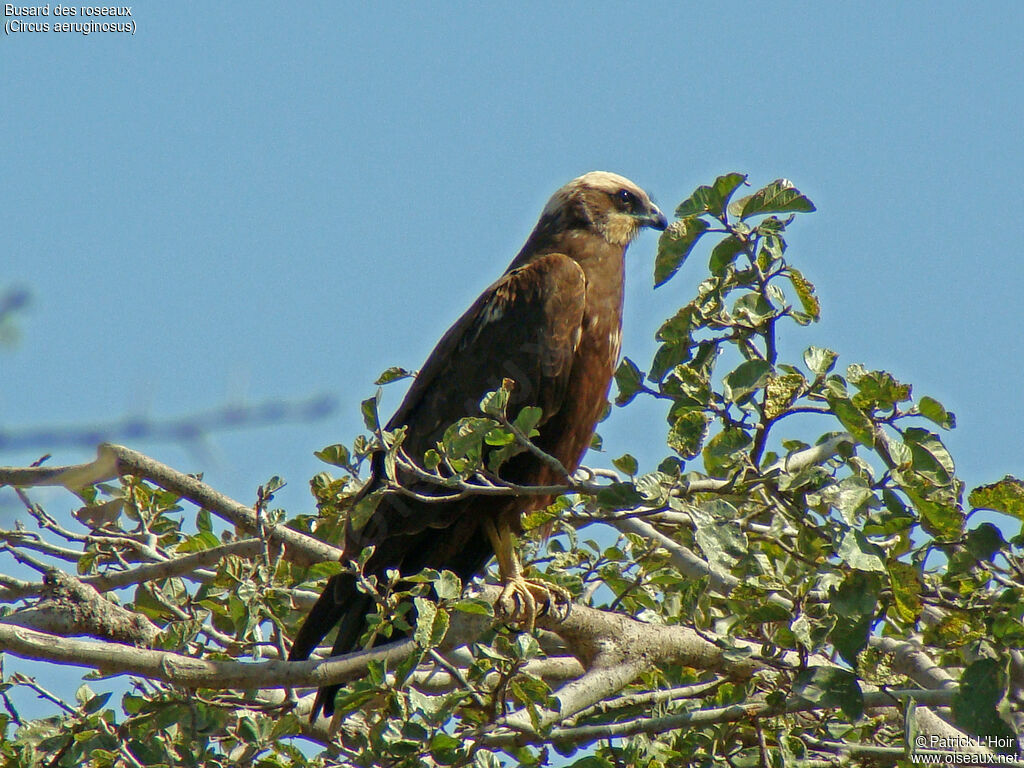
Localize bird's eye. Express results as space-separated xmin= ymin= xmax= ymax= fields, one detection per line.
xmin=616 ymin=188 xmax=638 ymax=212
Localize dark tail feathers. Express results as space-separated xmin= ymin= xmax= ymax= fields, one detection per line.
xmin=288 ymin=573 xmax=375 ymax=719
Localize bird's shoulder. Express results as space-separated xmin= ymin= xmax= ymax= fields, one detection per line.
xmin=466 ymin=252 xmax=586 ymax=339
xmin=386 ymin=252 xmax=586 ymax=435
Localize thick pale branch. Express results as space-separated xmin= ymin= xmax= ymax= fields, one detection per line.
xmin=869 ymin=635 xmax=956 ymax=691
xmin=473 ymin=584 xmax=768 ymax=737
xmin=611 ymin=516 xmax=740 ymax=596
xmin=501 ymin=661 xmax=645 ymax=733
xmin=0 ymin=582 xmax=763 ymax=700
xmin=1 ymin=570 xmax=159 ymax=644
xmin=0 ymin=593 xmax=494 ymax=690
xmin=474 ymin=585 xmax=759 ymax=679
xmin=0 ymin=622 xmax=417 ymax=689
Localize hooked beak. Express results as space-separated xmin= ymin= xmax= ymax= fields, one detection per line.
xmin=642 ymin=204 xmax=668 ymax=231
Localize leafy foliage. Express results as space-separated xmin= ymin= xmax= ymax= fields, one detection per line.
xmin=1 ymin=175 xmax=1022 ymax=766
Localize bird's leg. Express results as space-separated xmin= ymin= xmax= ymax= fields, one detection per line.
xmin=484 ymin=517 xmax=571 ymax=632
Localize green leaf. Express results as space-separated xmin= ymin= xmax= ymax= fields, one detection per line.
xmin=614 ymin=357 xmax=644 ymax=406
xmin=434 ymin=570 xmax=462 ymax=601
xmin=991 ymin=613 xmax=1024 ymax=645
xmin=826 ymin=394 xmax=875 ymax=447
xmin=649 ymin=306 xmax=697 ymax=382
xmin=423 ymin=449 xmax=441 ymax=471
xmin=453 ymin=597 xmax=494 ymax=616
xmin=474 ymin=751 xmax=505 ymax=768
xmin=237 ymin=715 xmax=260 ymax=743
xmin=667 ymin=409 xmax=708 ymax=459
xmin=902 ymin=482 xmax=964 ymax=539
xmin=918 ymin=395 xmax=956 ymax=429
xmin=964 ymin=523 xmax=1005 ymax=561
xmin=951 ymin=658 xmax=1017 ymax=748
xmin=260 ymin=475 xmax=285 ymax=496
xmin=442 ymin=417 xmax=496 ymax=463
xmin=723 ymin=359 xmax=772 ymax=405
xmin=175 ymin=531 xmax=220 ymax=554
xmin=837 ymin=529 xmax=886 ymax=572
xmin=375 ymin=366 xmax=414 ymax=385
xmin=969 ymin=476 xmax=1024 ymax=520
xmin=612 ymin=453 xmax=638 ymax=476
xmin=657 ymin=305 xmax=696 ymax=345
xmin=663 ymin=364 xmax=712 ymax=406
xmin=848 ymin=365 xmax=912 ymax=411
xmin=786 ymin=267 xmax=820 ymax=321
xmin=747 ymin=602 xmax=792 ymax=623
xmin=830 ymin=614 xmax=872 ymax=666
xmin=480 ymin=380 xmax=514 ymax=417
xmin=314 ymin=443 xmax=350 ymax=468
xmin=732 ymin=292 xmax=775 ymax=325
xmin=596 ymin=482 xmax=645 ymax=511
xmin=820 ymin=476 xmax=875 ymax=524
xmin=758 ymin=227 xmax=786 ymax=269
xmin=711 ymin=172 xmax=748 ymax=212
xmin=513 ymin=405 xmax=544 ymax=436
xmin=830 ymin=570 xmax=882 ymax=617
xmin=81 ymin=691 xmax=112 ymax=715
xmin=708 ymin=236 xmax=745 ymax=276
xmin=702 ymin=427 xmax=752 ymax=478
xmin=690 ymin=502 xmax=748 ymax=572
xmin=764 ymin=373 xmax=805 ymax=420
xmin=887 ymin=560 xmax=923 ymax=624
xmin=736 ymin=178 xmax=816 ymax=219
xmin=196 ymin=507 xmax=212 ymax=534
xmin=675 ymin=172 xmax=747 ymax=218
xmin=903 ymin=428 xmax=955 ymax=485
xmin=792 ymin=667 xmax=863 ymax=721
xmin=413 ymin=597 xmax=449 ymax=648
xmin=804 ymin=346 xmax=838 ymax=376
xmin=361 ymin=390 xmax=382 ymax=431
xmin=483 ymin=427 xmax=514 ymax=448
xmin=654 ymin=217 xmax=710 ymax=287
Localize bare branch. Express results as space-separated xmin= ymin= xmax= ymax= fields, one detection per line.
xmin=869 ymin=635 xmax=956 ymax=691
xmin=0 ymin=622 xmax=416 ymax=689
xmin=485 ymin=687 xmax=957 ymax=749
xmin=0 ymin=444 xmax=343 ymax=567
xmin=1 ymin=570 xmax=160 ymax=645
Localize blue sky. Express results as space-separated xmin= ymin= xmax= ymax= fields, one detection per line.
xmin=2 ymin=0 xmax=1023 ymax=731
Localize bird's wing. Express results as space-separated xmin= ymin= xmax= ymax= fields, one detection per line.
xmin=392 ymin=252 xmax=586 ymax=447
xmin=355 ymin=252 xmax=587 ymax=540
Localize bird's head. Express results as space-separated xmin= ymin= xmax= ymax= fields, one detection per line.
xmin=542 ymin=171 xmax=668 ymax=247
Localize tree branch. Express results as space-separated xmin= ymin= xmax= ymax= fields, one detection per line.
xmin=0 ymin=444 xmax=343 ymax=567
xmin=485 ymin=687 xmax=957 ymax=749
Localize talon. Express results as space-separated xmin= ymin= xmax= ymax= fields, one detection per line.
xmin=484 ymin=517 xmax=571 ymax=632
xmin=494 ymin=575 xmax=570 ymax=631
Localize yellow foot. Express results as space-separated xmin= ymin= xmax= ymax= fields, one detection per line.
xmin=496 ymin=576 xmax=572 ymax=632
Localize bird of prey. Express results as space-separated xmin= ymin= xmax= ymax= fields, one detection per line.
xmin=289 ymin=171 xmax=667 ymax=719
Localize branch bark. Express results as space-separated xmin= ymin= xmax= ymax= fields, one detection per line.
xmin=0 ymin=444 xmax=343 ymax=567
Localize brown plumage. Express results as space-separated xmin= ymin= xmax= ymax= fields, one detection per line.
xmin=289 ymin=171 xmax=666 ymax=719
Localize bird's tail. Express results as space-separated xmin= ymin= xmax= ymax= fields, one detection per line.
xmin=288 ymin=573 xmax=375 ymax=719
